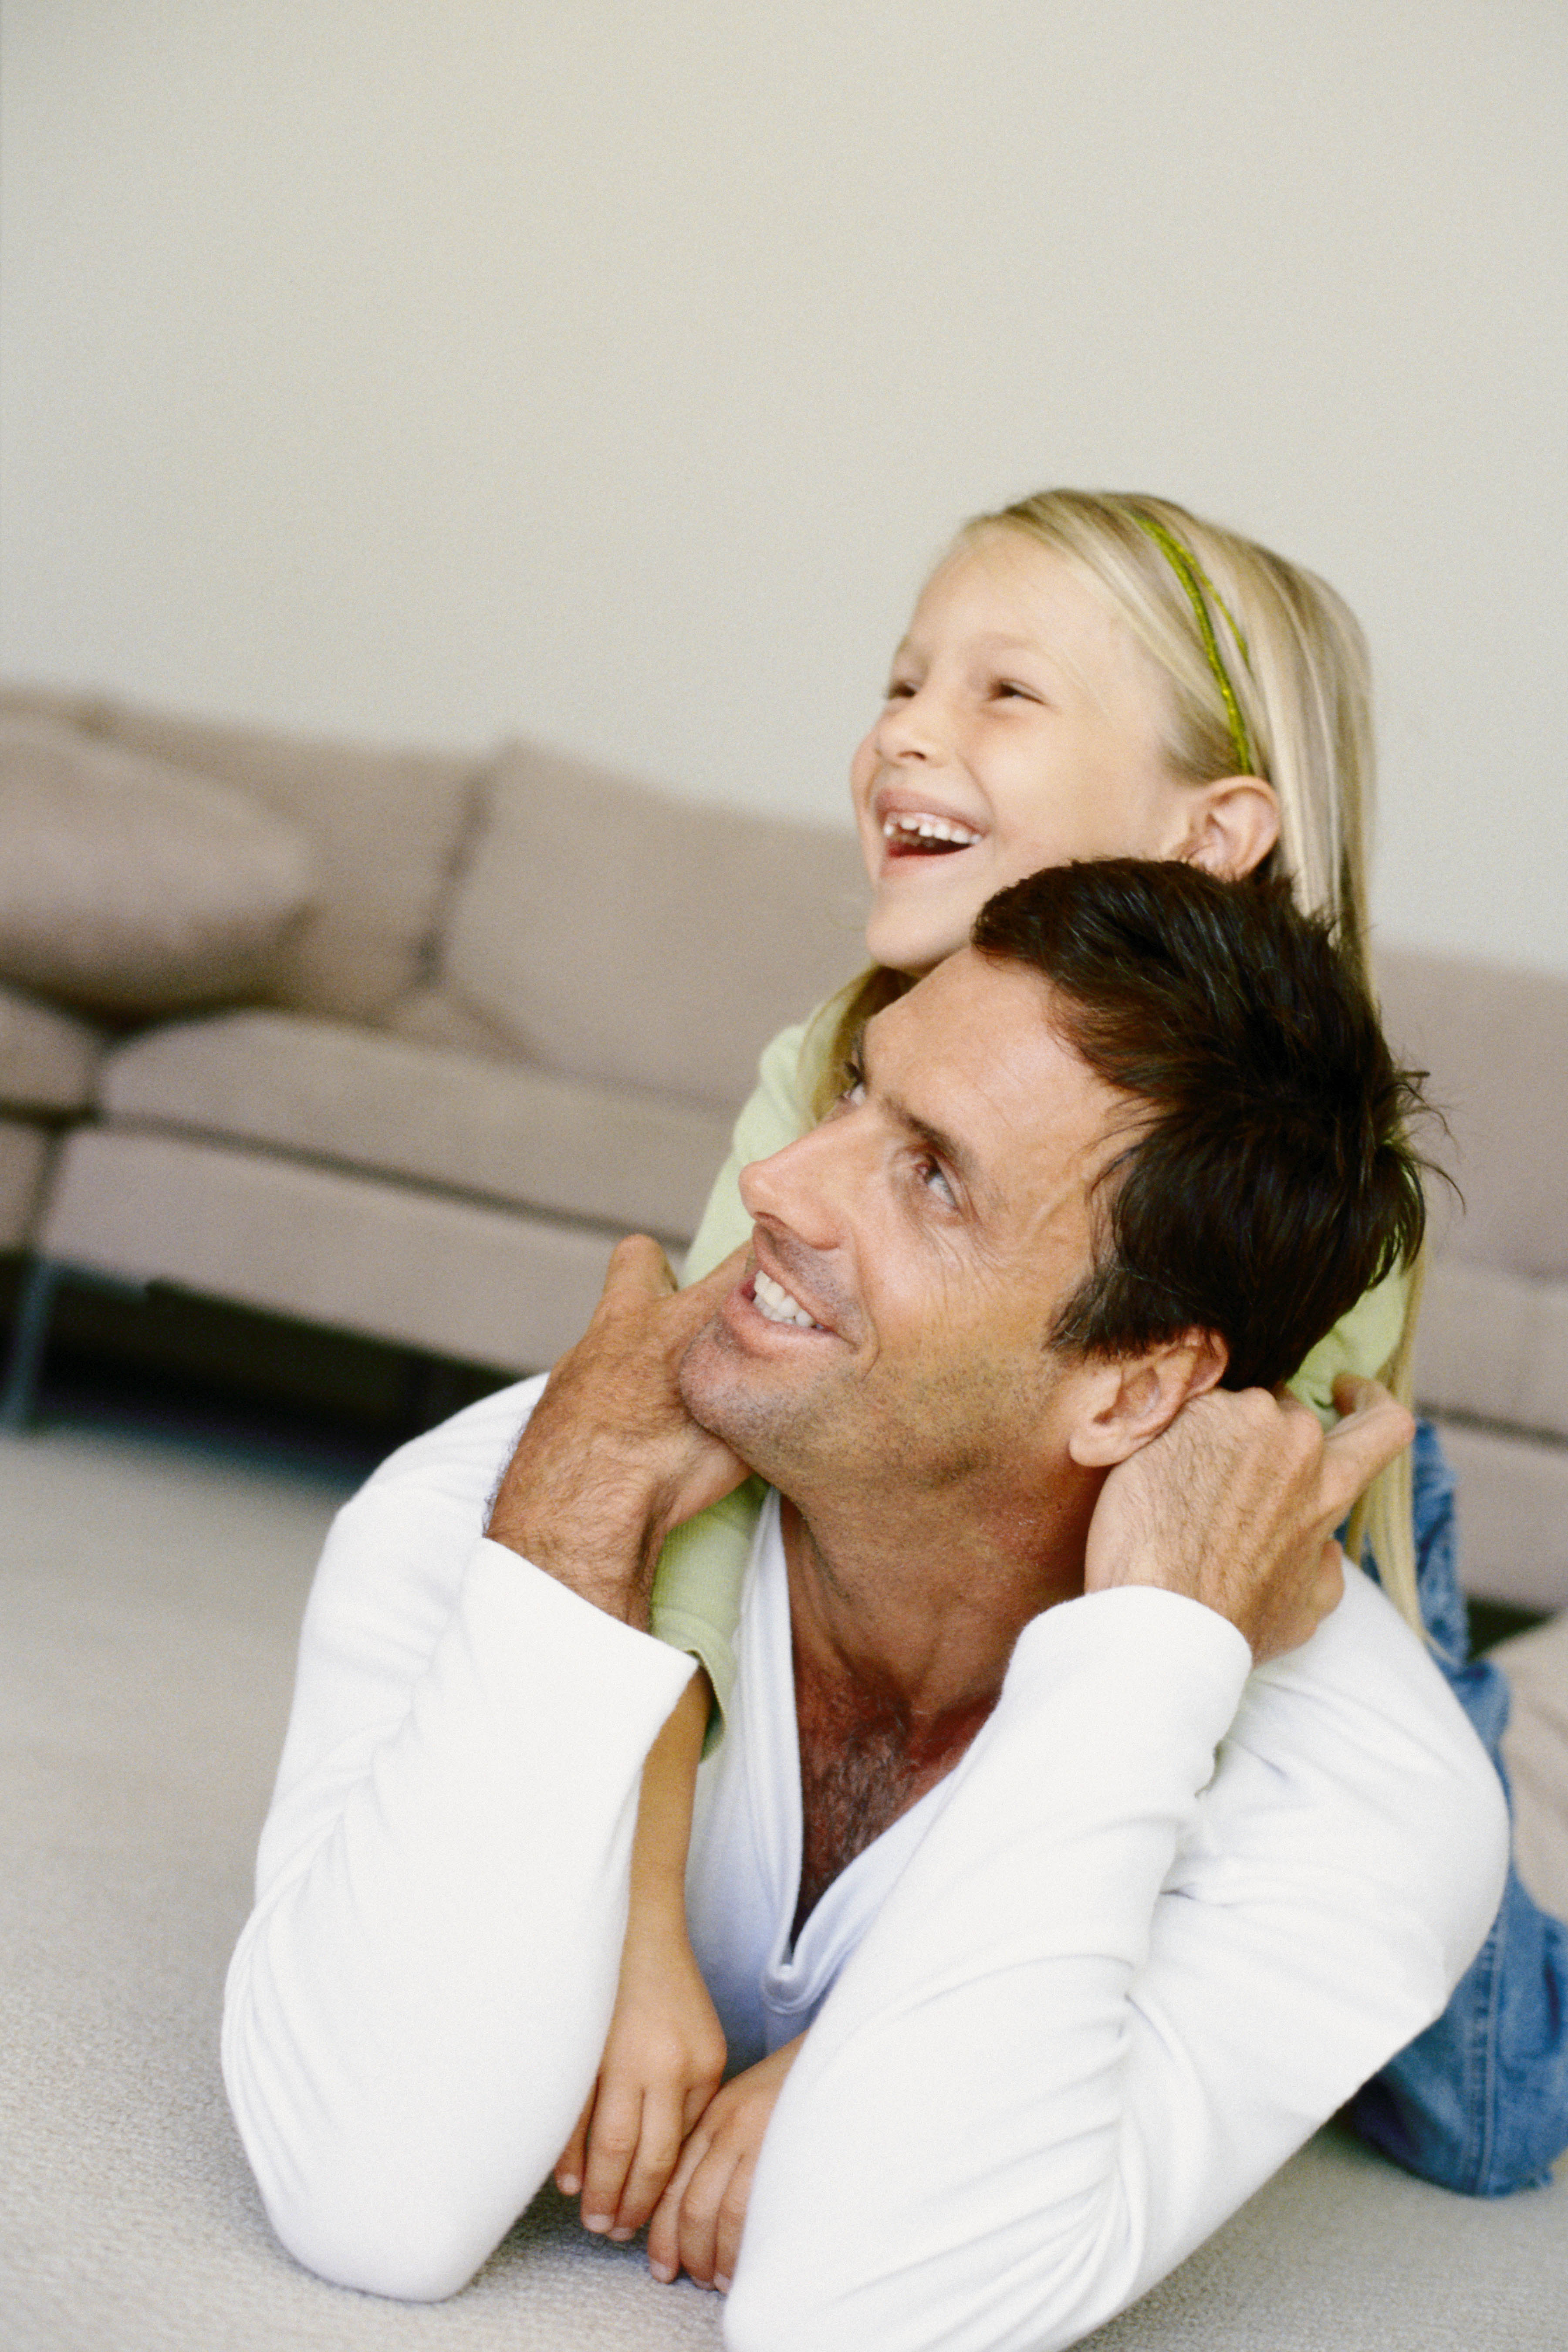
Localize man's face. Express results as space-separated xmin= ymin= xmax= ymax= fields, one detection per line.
xmin=679 ymin=949 xmax=1133 ymax=1504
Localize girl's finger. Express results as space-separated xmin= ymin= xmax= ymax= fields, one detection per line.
xmin=710 ymin=2145 xmax=757 ymax=2289
xmin=554 ymin=2085 xmax=595 ymax=2197
xmin=647 ymin=2124 xmax=713 ymax=2282
xmin=580 ymin=2085 xmax=644 ymax=2231
xmin=674 ymin=2138 xmax=735 ymax=2287
xmin=613 ymin=2086 xmax=688 ymax=2234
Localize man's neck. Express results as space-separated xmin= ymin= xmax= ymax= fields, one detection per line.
xmin=780 ymin=1474 xmax=1097 ymax=1936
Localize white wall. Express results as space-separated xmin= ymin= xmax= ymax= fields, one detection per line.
xmin=3 ymin=0 xmax=1565 ymax=971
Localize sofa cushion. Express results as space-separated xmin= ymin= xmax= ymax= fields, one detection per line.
xmin=1427 ymin=1416 xmax=1568 ymax=1614
xmin=0 ymin=719 xmax=316 ymax=1019
xmin=381 ymin=981 xmax=532 ymax=1063
xmin=442 ymin=743 xmax=868 ymax=1114
xmin=0 ymin=680 xmax=115 ymax=730
xmin=91 ymin=701 xmax=485 ymax=1023
xmin=0 ymin=982 xmax=101 ymax=1115
xmin=1378 ymin=947 xmax=1568 ymax=1285
xmin=39 ymin=1125 xmax=623 ymax=1373
xmin=99 ymin=1010 xmax=733 ymax=1244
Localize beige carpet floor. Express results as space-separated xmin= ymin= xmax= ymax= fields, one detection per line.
xmin=2 ymin=1419 xmax=1564 ymax=2352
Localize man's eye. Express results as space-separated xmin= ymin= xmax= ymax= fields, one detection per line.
xmin=918 ymin=1156 xmax=957 ymax=1209
xmin=885 ymin=678 xmax=917 ymax=701
xmin=839 ymin=1064 xmax=867 ymax=1108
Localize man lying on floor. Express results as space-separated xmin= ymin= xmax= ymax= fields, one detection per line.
xmin=223 ymin=861 xmax=1507 ymax=2352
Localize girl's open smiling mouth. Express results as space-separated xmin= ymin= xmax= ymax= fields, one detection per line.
xmin=880 ymin=810 xmax=983 ymax=858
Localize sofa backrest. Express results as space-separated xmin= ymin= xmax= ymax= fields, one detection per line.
xmin=1379 ymin=945 xmax=1568 ymax=1442
xmin=1379 ymin=947 xmax=1567 ymax=1286
xmin=438 ymin=741 xmax=869 ymax=1113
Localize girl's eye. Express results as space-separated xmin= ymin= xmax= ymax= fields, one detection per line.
xmin=993 ymin=679 xmax=1038 ymax=702
xmin=885 ymin=679 xmax=916 ymax=701
xmin=838 ymin=1064 xmax=867 ymax=1109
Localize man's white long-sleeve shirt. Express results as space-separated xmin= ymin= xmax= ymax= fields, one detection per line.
xmin=223 ymin=1378 xmax=1508 ymax=2351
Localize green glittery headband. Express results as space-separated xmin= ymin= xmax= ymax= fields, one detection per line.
xmin=1129 ymin=514 xmax=1259 ymax=778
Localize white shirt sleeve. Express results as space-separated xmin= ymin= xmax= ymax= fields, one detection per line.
xmin=220 ymin=1382 xmax=696 ymax=2302
xmin=725 ymin=1570 xmax=1510 ymax=2352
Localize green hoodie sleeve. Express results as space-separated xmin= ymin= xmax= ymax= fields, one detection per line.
xmin=679 ymin=1022 xmax=813 ymax=1282
xmin=649 ymin=1021 xmax=816 ymax=1744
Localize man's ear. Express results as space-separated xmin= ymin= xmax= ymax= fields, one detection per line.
xmin=1065 ymin=1331 xmax=1228 ymax=1468
xmin=1174 ymin=776 xmax=1280 ymax=882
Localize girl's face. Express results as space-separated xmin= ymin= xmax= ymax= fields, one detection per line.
xmin=852 ymin=528 xmax=1215 ymax=975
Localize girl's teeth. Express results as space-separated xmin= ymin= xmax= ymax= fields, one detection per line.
xmin=882 ymin=813 xmax=980 ymax=846
xmin=754 ymin=1270 xmax=819 ymax=1328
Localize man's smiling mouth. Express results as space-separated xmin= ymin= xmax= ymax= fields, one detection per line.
xmin=752 ymin=1270 xmax=825 ymax=1329
xmin=882 ymin=811 xmax=982 ymax=858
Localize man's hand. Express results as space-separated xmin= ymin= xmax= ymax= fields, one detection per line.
xmin=1083 ymin=1374 xmax=1415 ymax=1662
xmin=645 ymin=2034 xmax=806 ymax=2292
xmin=487 ymin=1237 xmax=749 ymax=1627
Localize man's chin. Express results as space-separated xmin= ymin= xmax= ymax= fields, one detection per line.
xmin=678 ymin=1315 xmax=801 ymax=1478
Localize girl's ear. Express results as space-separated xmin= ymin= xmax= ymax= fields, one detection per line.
xmin=1066 ymin=1332 xmax=1229 ymax=1469
xmin=1179 ymin=776 xmax=1281 ymax=882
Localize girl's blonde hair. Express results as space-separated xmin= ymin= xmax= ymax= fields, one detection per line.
xmin=811 ymin=487 xmax=1422 ymax=1627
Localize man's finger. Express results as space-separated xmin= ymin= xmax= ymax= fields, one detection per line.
xmin=596 ymin=1237 xmax=748 ymax=1342
xmin=1315 ymin=1538 xmax=1347 ymax=1619
xmin=1321 ymin=1377 xmax=1416 ymax=1505
xmin=599 ymin=1233 xmax=679 ymax=1306
xmin=674 ymin=1240 xmax=752 ymax=1316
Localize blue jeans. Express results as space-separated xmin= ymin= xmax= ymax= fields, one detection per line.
xmin=1346 ymin=1420 xmax=1568 ymax=2192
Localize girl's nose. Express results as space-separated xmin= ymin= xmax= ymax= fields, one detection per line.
xmin=876 ymin=682 xmax=948 ymax=765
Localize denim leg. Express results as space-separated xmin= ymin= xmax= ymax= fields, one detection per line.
xmin=1346 ymin=1420 xmax=1568 ymax=2192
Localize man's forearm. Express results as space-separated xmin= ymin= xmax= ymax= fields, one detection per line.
xmin=486 ymin=1436 xmax=669 ymax=1627
xmin=223 ymin=1392 xmax=697 ymax=2304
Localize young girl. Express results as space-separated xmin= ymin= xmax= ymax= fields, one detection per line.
xmin=555 ymin=489 xmax=1568 ymax=2285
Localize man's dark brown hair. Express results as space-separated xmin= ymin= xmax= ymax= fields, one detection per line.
xmin=971 ymin=860 xmax=1428 ymax=1393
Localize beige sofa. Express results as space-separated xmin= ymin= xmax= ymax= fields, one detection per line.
xmin=2 ymin=685 xmax=1566 ymax=1617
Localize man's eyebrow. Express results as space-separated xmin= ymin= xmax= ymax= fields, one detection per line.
xmin=857 ymin=1029 xmax=992 ymax=1209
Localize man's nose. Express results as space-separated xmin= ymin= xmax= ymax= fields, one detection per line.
xmin=740 ymin=1119 xmax=854 ymax=1254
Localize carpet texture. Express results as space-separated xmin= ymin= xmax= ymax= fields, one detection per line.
xmin=2 ymin=1422 xmax=1564 ymax=2352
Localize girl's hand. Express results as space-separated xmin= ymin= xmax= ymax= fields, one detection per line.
xmin=555 ymin=1918 xmax=729 ymax=2239
xmin=645 ymin=2033 xmax=806 ymax=2292
xmin=555 ymin=1673 xmax=725 ymax=2237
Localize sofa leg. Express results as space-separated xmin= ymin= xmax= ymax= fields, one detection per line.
xmin=0 ymin=1258 xmax=62 ymax=1433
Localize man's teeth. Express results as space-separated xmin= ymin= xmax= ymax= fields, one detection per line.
xmin=882 ymin=812 xmax=982 ymax=846
xmin=753 ymin=1270 xmax=821 ymax=1328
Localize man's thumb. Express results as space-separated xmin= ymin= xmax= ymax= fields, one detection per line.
xmin=602 ymin=1234 xmax=678 ymax=1303
xmin=1324 ymin=1375 xmax=1415 ymax=1498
